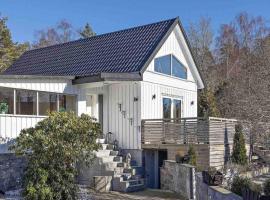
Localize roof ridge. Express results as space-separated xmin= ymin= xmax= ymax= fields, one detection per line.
xmin=27 ymin=17 xmax=178 ymax=53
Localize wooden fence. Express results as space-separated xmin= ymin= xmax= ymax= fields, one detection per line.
xmin=142 ymin=117 xmax=251 ymax=168
xmin=141 ymin=117 xmax=250 ymax=145
xmin=141 ymin=117 xmax=209 ymax=145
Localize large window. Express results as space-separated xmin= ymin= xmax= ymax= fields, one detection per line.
xmin=59 ymin=94 xmax=76 ymax=112
xmin=16 ymin=90 xmax=37 ymax=115
xmin=39 ymin=92 xmax=57 ymax=115
xmin=0 ymin=87 xmax=14 ymax=114
xmin=154 ymin=55 xmax=171 ymax=75
xmin=163 ymin=97 xmax=182 ymax=119
xmin=154 ymin=54 xmax=187 ymax=79
xmin=0 ymin=87 xmax=77 ymax=116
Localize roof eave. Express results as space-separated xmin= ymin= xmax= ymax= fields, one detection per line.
xmin=0 ymin=75 xmax=75 ymax=80
xmin=72 ymin=72 xmax=142 ymax=85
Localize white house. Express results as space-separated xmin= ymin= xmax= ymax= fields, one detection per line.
xmin=0 ymin=18 xmax=204 ymax=162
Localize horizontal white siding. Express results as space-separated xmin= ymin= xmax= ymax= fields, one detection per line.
xmin=108 ymin=82 xmax=140 ymax=149
xmin=0 ymin=114 xmax=46 ymax=139
xmin=0 ymin=78 xmax=78 ymax=94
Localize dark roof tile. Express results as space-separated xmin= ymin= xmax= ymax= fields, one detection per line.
xmin=4 ymin=18 xmax=177 ymax=77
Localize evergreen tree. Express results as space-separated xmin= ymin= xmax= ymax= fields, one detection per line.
xmin=198 ymin=88 xmax=220 ymax=118
xmin=0 ymin=16 xmax=28 ymax=72
xmin=79 ymin=23 xmax=96 ymax=39
xmin=231 ymin=124 xmax=248 ymax=165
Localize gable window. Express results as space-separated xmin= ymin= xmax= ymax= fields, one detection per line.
xmin=154 ymin=54 xmax=187 ymax=79
xmin=163 ymin=97 xmax=182 ymax=119
xmin=154 ymin=55 xmax=171 ymax=75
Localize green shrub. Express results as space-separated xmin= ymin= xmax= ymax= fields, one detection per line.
xmin=231 ymin=124 xmax=247 ymax=165
xmin=11 ymin=112 xmax=101 ymax=200
xmin=188 ymin=145 xmax=197 ymax=166
xmin=264 ymin=179 xmax=270 ymax=196
xmin=231 ymin=176 xmax=251 ymax=196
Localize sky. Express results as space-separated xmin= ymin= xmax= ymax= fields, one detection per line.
xmin=1 ymin=0 xmax=270 ymax=43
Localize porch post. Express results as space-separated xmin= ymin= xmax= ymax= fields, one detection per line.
xmin=13 ymin=89 xmax=16 ymax=115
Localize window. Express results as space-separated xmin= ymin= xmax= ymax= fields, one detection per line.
xmin=16 ymin=90 xmax=37 ymax=115
xmin=172 ymin=55 xmax=187 ymax=79
xmin=173 ymin=99 xmax=181 ymax=118
xmin=0 ymin=87 xmax=14 ymax=114
xmin=163 ymin=98 xmax=172 ymax=118
xmin=154 ymin=55 xmax=171 ymax=75
xmin=163 ymin=97 xmax=182 ymax=119
xmin=39 ymin=92 xmax=57 ymax=115
xmin=59 ymin=94 xmax=76 ymax=112
xmin=154 ymin=54 xmax=187 ymax=79
xmin=0 ymin=87 xmax=77 ymax=116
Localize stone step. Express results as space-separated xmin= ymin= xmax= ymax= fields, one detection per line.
xmin=95 ymin=150 xmax=111 ymax=157
xmin=106 ymin=144 xmax=114 ymax=150
xmin=96 ymin=138 xmax=106 ymax=144
xmin=112 ymin=178 xmax=145 ymax=192
xmin=101 ymin=144 xmax=108 ymax=150
xmin=101 ymin=156 xmax=115 ymax=163
xmin=117 ymin=162 xmax=127 ymax=168
xmin=113 ymin=156 xmax=122 ymax=162
xmin=110 ymin=151 xmax=119 ymax=156
xmin=125 ymin=183 xmax=145 ymax=192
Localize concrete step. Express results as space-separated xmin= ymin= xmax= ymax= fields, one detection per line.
xmin=106 ymin=144 xmax=114 ymax=150
xmin=113 ymin=156 xmax=122 ymax=162
xmin=112 ymin=178 xmax=145 ymax=192
xmin=126 ymin=183 xmax=145 ymax=192
xmin=101 ymin=144 xmax=108 ymax=150
xmin=95 ymin=150 xmax=111 ymax=157
xmin=110 ymin=151 xmax=119 ymax=156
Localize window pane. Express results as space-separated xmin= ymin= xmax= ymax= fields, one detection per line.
xmin=172 ymin=55 xmax=187 ymax=79
xmin=0 ymin=87 xmax=14 ymax=114
xmin=59 ymin=95 xmax=76 ymax=113
xmin=163 ymin=98 xmax=171 ymax=119
xmin=39 ymin=92 xmax=57 ymax=115
xmin=173 ymin=99 xmax=181 ymax=119
xmin=154 ymin=55 xmax=171 ymax=75
xmin=16 ymin=90 xmax=37 ymax=115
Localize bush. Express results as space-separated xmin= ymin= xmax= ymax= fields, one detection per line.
xmin=231 ymin=176 xmax=251 ymax=196
xmin=11 ymin=112 xmax=101 ymax=200
xmin=264 ymin=179 xmax=270 ymax=196
xmin=188 ymin=145 xmax=197 ymax=166
xmin=231 ymin=124 xmax=247 ymax=165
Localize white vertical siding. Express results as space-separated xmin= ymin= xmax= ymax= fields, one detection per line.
xmin=107 ymin=82 xmax=140 ymax=149
xmin=0 ymin=114 xmax=46 ymax=139
xmin=140 ymin=81 xmax=197 ymax=119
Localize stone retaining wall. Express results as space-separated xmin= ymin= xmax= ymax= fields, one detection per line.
xmin=160 ymin=161 xmax=196 ymax=199
xmin=196 ymin=173 xmax=242 ymax=200
xmin=0 ymin=153 xmax=27 ymax=193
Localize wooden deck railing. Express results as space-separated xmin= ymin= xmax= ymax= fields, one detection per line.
xmin=141 ymin=117 xmax=210 ymax=144
xmin=141 ymin=117 xmax=250 ymax=145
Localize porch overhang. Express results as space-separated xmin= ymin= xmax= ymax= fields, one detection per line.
xmin=72 ymin=72 xmax=142 ymax=85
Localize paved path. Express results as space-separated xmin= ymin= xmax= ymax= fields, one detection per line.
xmin=78 ymin=188 xmax=185 ymax=200
xmin=2 ymin=187 xmax=185 ymax=200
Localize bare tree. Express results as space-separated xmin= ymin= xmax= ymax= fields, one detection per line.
xmin=32 ymin=20 xmax=76 ymax=49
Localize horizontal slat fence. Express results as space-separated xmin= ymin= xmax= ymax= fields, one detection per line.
xmin=141 ymin=118 xmax=209 ymax=145
xmin=142 ymin=117 xmax=251 ymax=169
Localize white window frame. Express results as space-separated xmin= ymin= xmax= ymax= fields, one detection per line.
xmin=154 ymin=54 xmax=188 ymax=80
xmin=0 ymin=86 xmax=77 ymax=117
xmin=162 ymin=95 xmax=183 ymax=119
